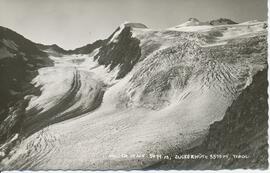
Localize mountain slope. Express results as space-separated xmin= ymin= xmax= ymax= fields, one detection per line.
xmin=36 ymin=43 xmax=70 ymax=56
xmin=70 ymin=40 xmax=105 ymax=54
xmin=0 ymin=26 xmax=53 ymax=152
xmin=149 ymin=69 xmax=268 ymax=169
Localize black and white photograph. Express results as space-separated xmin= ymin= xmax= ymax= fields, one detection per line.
xmin=0 ymin=0 xmax=268 ymax=170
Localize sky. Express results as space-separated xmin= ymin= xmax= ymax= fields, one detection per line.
xmin=0 ymin=0 xmax=268 ymax=49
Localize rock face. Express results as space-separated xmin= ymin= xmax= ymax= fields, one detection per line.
xmin=149 ymin=69 xmax=268 ymax=169
xmin=0 ymin=26 xmax=53 ymax=150
xmin=94 ymin=25 xmax=142 ymax=79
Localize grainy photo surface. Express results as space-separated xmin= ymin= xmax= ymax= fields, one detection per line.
xmin=0 ymin=0 xmax=268 ymax=170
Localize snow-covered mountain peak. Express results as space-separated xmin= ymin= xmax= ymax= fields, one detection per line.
xmin=188 ymin=17 xmax=200 ymax=22
xmin=120 ymin=22 xmax=148 ymax=29
xmin=108 ymin=22 xmax=147 ymax=44
xmin=166 ymin=19 xmax=267 ymax=47
xmin=170 ymin=18 xmax=238 ymax=31
xmin=173 ymin=18 xmax=207 ymax=28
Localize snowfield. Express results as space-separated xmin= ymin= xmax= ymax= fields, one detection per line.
xmin=0 ymin=19 xmax=267 ymax=170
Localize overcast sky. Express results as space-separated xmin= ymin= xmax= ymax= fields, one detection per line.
xmin=0 ymin=0 xmax=267 ymax=49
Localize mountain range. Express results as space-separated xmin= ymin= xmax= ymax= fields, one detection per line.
xmin=0 ymin=18 xmax=268 ymax=170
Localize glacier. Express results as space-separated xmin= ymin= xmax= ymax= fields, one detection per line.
xmin=0 ymin=19 xmax=268 ymax=170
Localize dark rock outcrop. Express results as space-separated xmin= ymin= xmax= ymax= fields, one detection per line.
xmin=94 ymin=26 xmax=141 ymax=79
xmin=209 ymin=18 xmax=238 ymax=25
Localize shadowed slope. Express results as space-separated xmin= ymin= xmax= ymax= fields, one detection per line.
xmin=0 ymin=26 xmax=53 ymax=146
